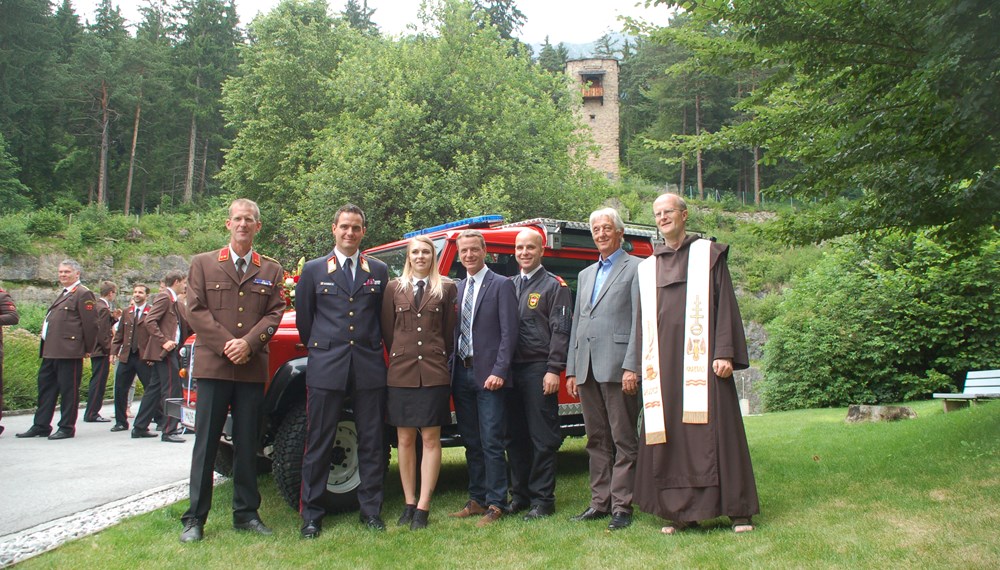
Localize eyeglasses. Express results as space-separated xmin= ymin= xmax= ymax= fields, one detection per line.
xmin=654 ymin=209 xmax=684 ymax=219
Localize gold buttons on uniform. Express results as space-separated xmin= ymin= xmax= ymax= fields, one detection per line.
xmin=239 ymin=291 xmax=245 ymax=297
xmin=349 ymin=325 xmax=355 ymax=331
xmin=416 ymin=313 xmax=421 ymax=318
xmin=349 ymin=297 xmax=354 ymax=302
xmin=349 ymin=340 xmax=355 ymax=345
xmin=237 ymin=323 xmax=243 ymax=328
xmin=238 ymin=307 xmax=244 ymax=312
xmin=418 ymin=355 xmax=423 ymax=360
xmin=417 ymin=341 xmax=423 ymax=346
xmin=349 ymin=311 xmax=355 ymax=317
xmin=215 ymin=284 xmax=220 ymax=289
xmin=416 ymin=327 xmax=422 ymax=332
xmin=324 ymin=288 xmax=329 ymax=293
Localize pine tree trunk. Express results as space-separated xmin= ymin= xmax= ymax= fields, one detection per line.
xmin=97 ymin=80 xmax=110 ymax=206
xmin=124 ymin=93 xmax=142 ymax=215
xmin=695 ymin=92 xmax=704 ymax=201
xmin=198 ymin=138 xmax=208 ymax=196
xmin=183 ymin=111 xmax=196 ymax=204
xmin=679 ymin=106 xmax=687 ymax=196
xmin=753 ymin=145 xmax=762 ymax=205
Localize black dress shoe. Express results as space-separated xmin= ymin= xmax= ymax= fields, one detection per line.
xmin=301 ymin=520 xmax=322 ymax=539
xmin=84 ymin=416 xmax=111 ymax=423
xmin=47 ymin=429 xmax=74 ymax=440
xmin=410 ymin=509 xmax=429 ymax=530
xmin=607 ymin=511 xmax=632 ymax=531
xmin=570 ymin=507 xmax=610 ymax=521
xmin=0 ymin=425 xmax=4 ymax=436
xmin=132 ymin=428 xmax=157 ymax=438
xmin=505 ymin=500 xmax=530 ymax=515
xmin=16 ymin=425 xmax=52 ymax=438
xmin=161 ymin=433 xmax=186 ymax=443
xmin=397 ymin=504 xmax=416 ymax=526
xmin=110 ymin=424 xmax=129 ymax=432
xmin=523 ymin=504 xmax=555 ymax=521
xmin=234 ymin=518 xmax=273 ymax=535
xmin=180 ymin=520 xmax=204 ymax=543
xmin=360 ymin=515 xmax=386 ymax=531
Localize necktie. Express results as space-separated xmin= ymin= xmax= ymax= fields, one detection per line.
xmin=459 ymin=277 xmax=475 ymax=358
xmin=414 ymin=279 xmax=425 ymax=309
xmin=236 ymin=258 xmax=246 ymax=278
xmin=345 ymin=258 xmax=355 ymax=288
xmin=135 ymin=307 xmax=141 ymax=320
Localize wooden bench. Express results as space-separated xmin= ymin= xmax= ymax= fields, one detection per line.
xmin=933 ymin=370 xmax=1000 ymax=412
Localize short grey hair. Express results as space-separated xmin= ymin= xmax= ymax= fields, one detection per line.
xmin=589 ymin=207 xmax=624 ymax=232
xmin=60 ymin=259 xmax=82 ymax=274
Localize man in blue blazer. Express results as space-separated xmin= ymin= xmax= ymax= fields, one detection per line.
xmin=565 ymin=207 xmax=641 ymax=532
xmin=295 ymin=204 xmax=390 ymax=538
xmin=449 ymin=229 xmax=519 ymax=527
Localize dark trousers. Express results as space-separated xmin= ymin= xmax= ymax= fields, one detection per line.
xmin=32 ymin=358 xmax=83 ymax=432
xmin=112 ymin=354 xmax=152 ymax=427
xmin=579 ymin=369 xmax=639 ymax=514
xmin=134 ymin=350 xmax=179 ymax=432
xmin=452 ymin=364 xmax=509 ymax=508
xmin=506 ymin=361 xmax=561 ymax=508
xmin=300 ymin=375 xmax=387 ymax=522
xmin=183 ymin=378 xmax=264 ymax=525
xmin=83 ymin=355 xmax=110 ymax=420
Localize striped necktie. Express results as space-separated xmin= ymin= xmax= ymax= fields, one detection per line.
xmin=459 ymin=277 xmax=475 ymax=358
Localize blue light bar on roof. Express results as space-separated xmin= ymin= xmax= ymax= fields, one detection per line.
xmin=403 ymin=215 xmax=505 ymax=238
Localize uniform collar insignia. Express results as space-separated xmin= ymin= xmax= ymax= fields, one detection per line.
xmin=359 ymin=256 xmax=370 ymax=273
xmin=251 ymin=251 xmax=261 ymax=267
xmin=218 ymin=248 xmax=230 ymax=262
xmin=327 ymin=256 xmax=338 ymax=274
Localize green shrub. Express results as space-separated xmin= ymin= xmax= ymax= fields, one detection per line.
xmin=0 ymin=214 xmax=32 ymax=254
xmin=9 ymin=301 xmax=46 ymax=335
xmin=760 ymin=230 xmax=1000 ymax=410
xmin=3 ymin=328 xmax=41 ymax=410
xmin=26 ymin=208 xmax=66 ymax=237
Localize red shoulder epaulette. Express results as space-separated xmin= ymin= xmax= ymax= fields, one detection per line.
xmin=555 ymin=275 xmax=568 ymax=287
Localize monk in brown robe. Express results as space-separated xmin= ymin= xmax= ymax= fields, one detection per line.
xmin=634 ymin=193 xmax=759 ymax=534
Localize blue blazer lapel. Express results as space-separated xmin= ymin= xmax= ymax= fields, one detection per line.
xmin=472 ymin=270 xmax=494 ymax=321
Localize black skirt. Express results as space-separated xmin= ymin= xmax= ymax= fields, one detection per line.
xmin=386 ymin=385 xmax=452 ymax=428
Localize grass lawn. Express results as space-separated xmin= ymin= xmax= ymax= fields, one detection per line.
xmin=19 ymin=400 xmax=999 ymax=569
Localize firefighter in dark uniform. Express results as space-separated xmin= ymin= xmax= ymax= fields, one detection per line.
xmin=83 ymin=281 xmax=117 ymax=422
xmin=0 ymin=286 xmax=20 ymax=437
xmin=505 ymin=229 xmax=573 ymax=520
xmin=109 ymin=283 xmax=154 ymax=432
xmin=17 ymin=259 xmax=99 ymax=440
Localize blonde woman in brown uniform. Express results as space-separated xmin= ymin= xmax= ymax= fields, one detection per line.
xmin=381 ymin=235 xmax=458 ymax=529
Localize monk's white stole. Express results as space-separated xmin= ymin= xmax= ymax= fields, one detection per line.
xmin=639 ymin=239 xmax=712 ymax=445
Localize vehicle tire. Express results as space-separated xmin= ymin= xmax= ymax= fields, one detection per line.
xmin=213 ymin=443 xmax=235 ymax=477
xmin=271 ymin=402 xmax=361 ymax=513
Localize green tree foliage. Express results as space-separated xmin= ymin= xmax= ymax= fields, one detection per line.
xmin=223 ymin=0 xmax=602 ymax=259
xmin=654 ymin=0 xmax=1000 ymax=240
xmin=536 ymin=36 xmax=568 ymax=73
xmin=340 ymin=0 xmax=379 ymax=36
xmin=0 ymin=133 xmax=31 ymax=211
xmin=761 ymin=231 xmax=1000 ymax=410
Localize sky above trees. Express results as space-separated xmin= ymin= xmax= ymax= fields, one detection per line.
xmin=75 ymin=0 xmax=676 ymax=44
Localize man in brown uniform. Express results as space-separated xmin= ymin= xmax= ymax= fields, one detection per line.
xmin=0 ymin=286 xmax=20 ymax=437
xmin=110 ymin=284 xmax=153 ymax=432
xmin=180 ymin=199 xmax=284 ymax=543
xmin=84 ymin=281 xmax=117 ymax=423
xmin=133 ymin=271 xmax=189 ymax=443
xmin=17 ymin=260 xmax=99 ymax=440
xmin=633 ymin=193 xmax=759 ymax=535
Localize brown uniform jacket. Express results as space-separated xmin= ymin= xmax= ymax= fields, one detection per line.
xmin=381 ymin=278 xmax=458 ymax=388
xmin=91 ymin=297 xmax=116 ymax=357
xmin=186 ymin=248 xmax=284 ymax=383
xmin=112 ymin=303 xmax=152 ymax=363
xmin=0 ymin=288 xmax=20 ymax=359
xmin=141 ymin=290 xmax=189 ymax=362
xmin=41 ymin=284 xmax=99 ymax=359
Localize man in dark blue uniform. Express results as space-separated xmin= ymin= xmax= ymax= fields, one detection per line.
xmin=505 ymin=229 xmax=572 ymax=520
xmin=295 ymin=204 xmax=390 ymax=539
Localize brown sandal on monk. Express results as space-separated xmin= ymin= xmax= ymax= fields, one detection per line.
xmin=731 ymin=518 xmax=754 ymax=533
xmin=660 ymin=521 xmax=695 ymax=535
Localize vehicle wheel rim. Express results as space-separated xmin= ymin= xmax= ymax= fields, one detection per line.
xmin=326 ymin=421 xmax=361 ymax=494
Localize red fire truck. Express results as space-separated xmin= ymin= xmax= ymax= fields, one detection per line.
xmin=168 ymin=215 xmax=659 ymax=513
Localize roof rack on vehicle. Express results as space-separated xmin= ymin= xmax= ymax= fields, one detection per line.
xmin=501 ymin=217 xmax=662 ymax=250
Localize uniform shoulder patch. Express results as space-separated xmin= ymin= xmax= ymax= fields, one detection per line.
xmin=555 ymin=275 xmax=568 ymax=287
xmin=83 ymin=300 xmax=95 ymax=310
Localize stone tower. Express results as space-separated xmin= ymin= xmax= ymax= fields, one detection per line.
xmin=565 ymin=58 xmax=620 ymax=177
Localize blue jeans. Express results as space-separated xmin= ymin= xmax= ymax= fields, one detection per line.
xmin=452 ymin=364 xmax=509 ymax=508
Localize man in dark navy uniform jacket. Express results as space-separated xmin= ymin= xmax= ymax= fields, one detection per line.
xmin=295 ymin=204 xmax=390 ymax=539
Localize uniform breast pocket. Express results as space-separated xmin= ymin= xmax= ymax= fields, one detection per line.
xmin=251 ymin=285 xmax=273 ymax=313
xmin=395 ymin=303 xmax=412 ymax=331
xmin=316 ymin=283 xmax=338 ymax=296
xmin=207 ymin=281 xmax=234 ymax=310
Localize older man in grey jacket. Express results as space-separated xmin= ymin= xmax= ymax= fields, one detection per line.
xmin=565 ymin=207 xmax=641 ymax=532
